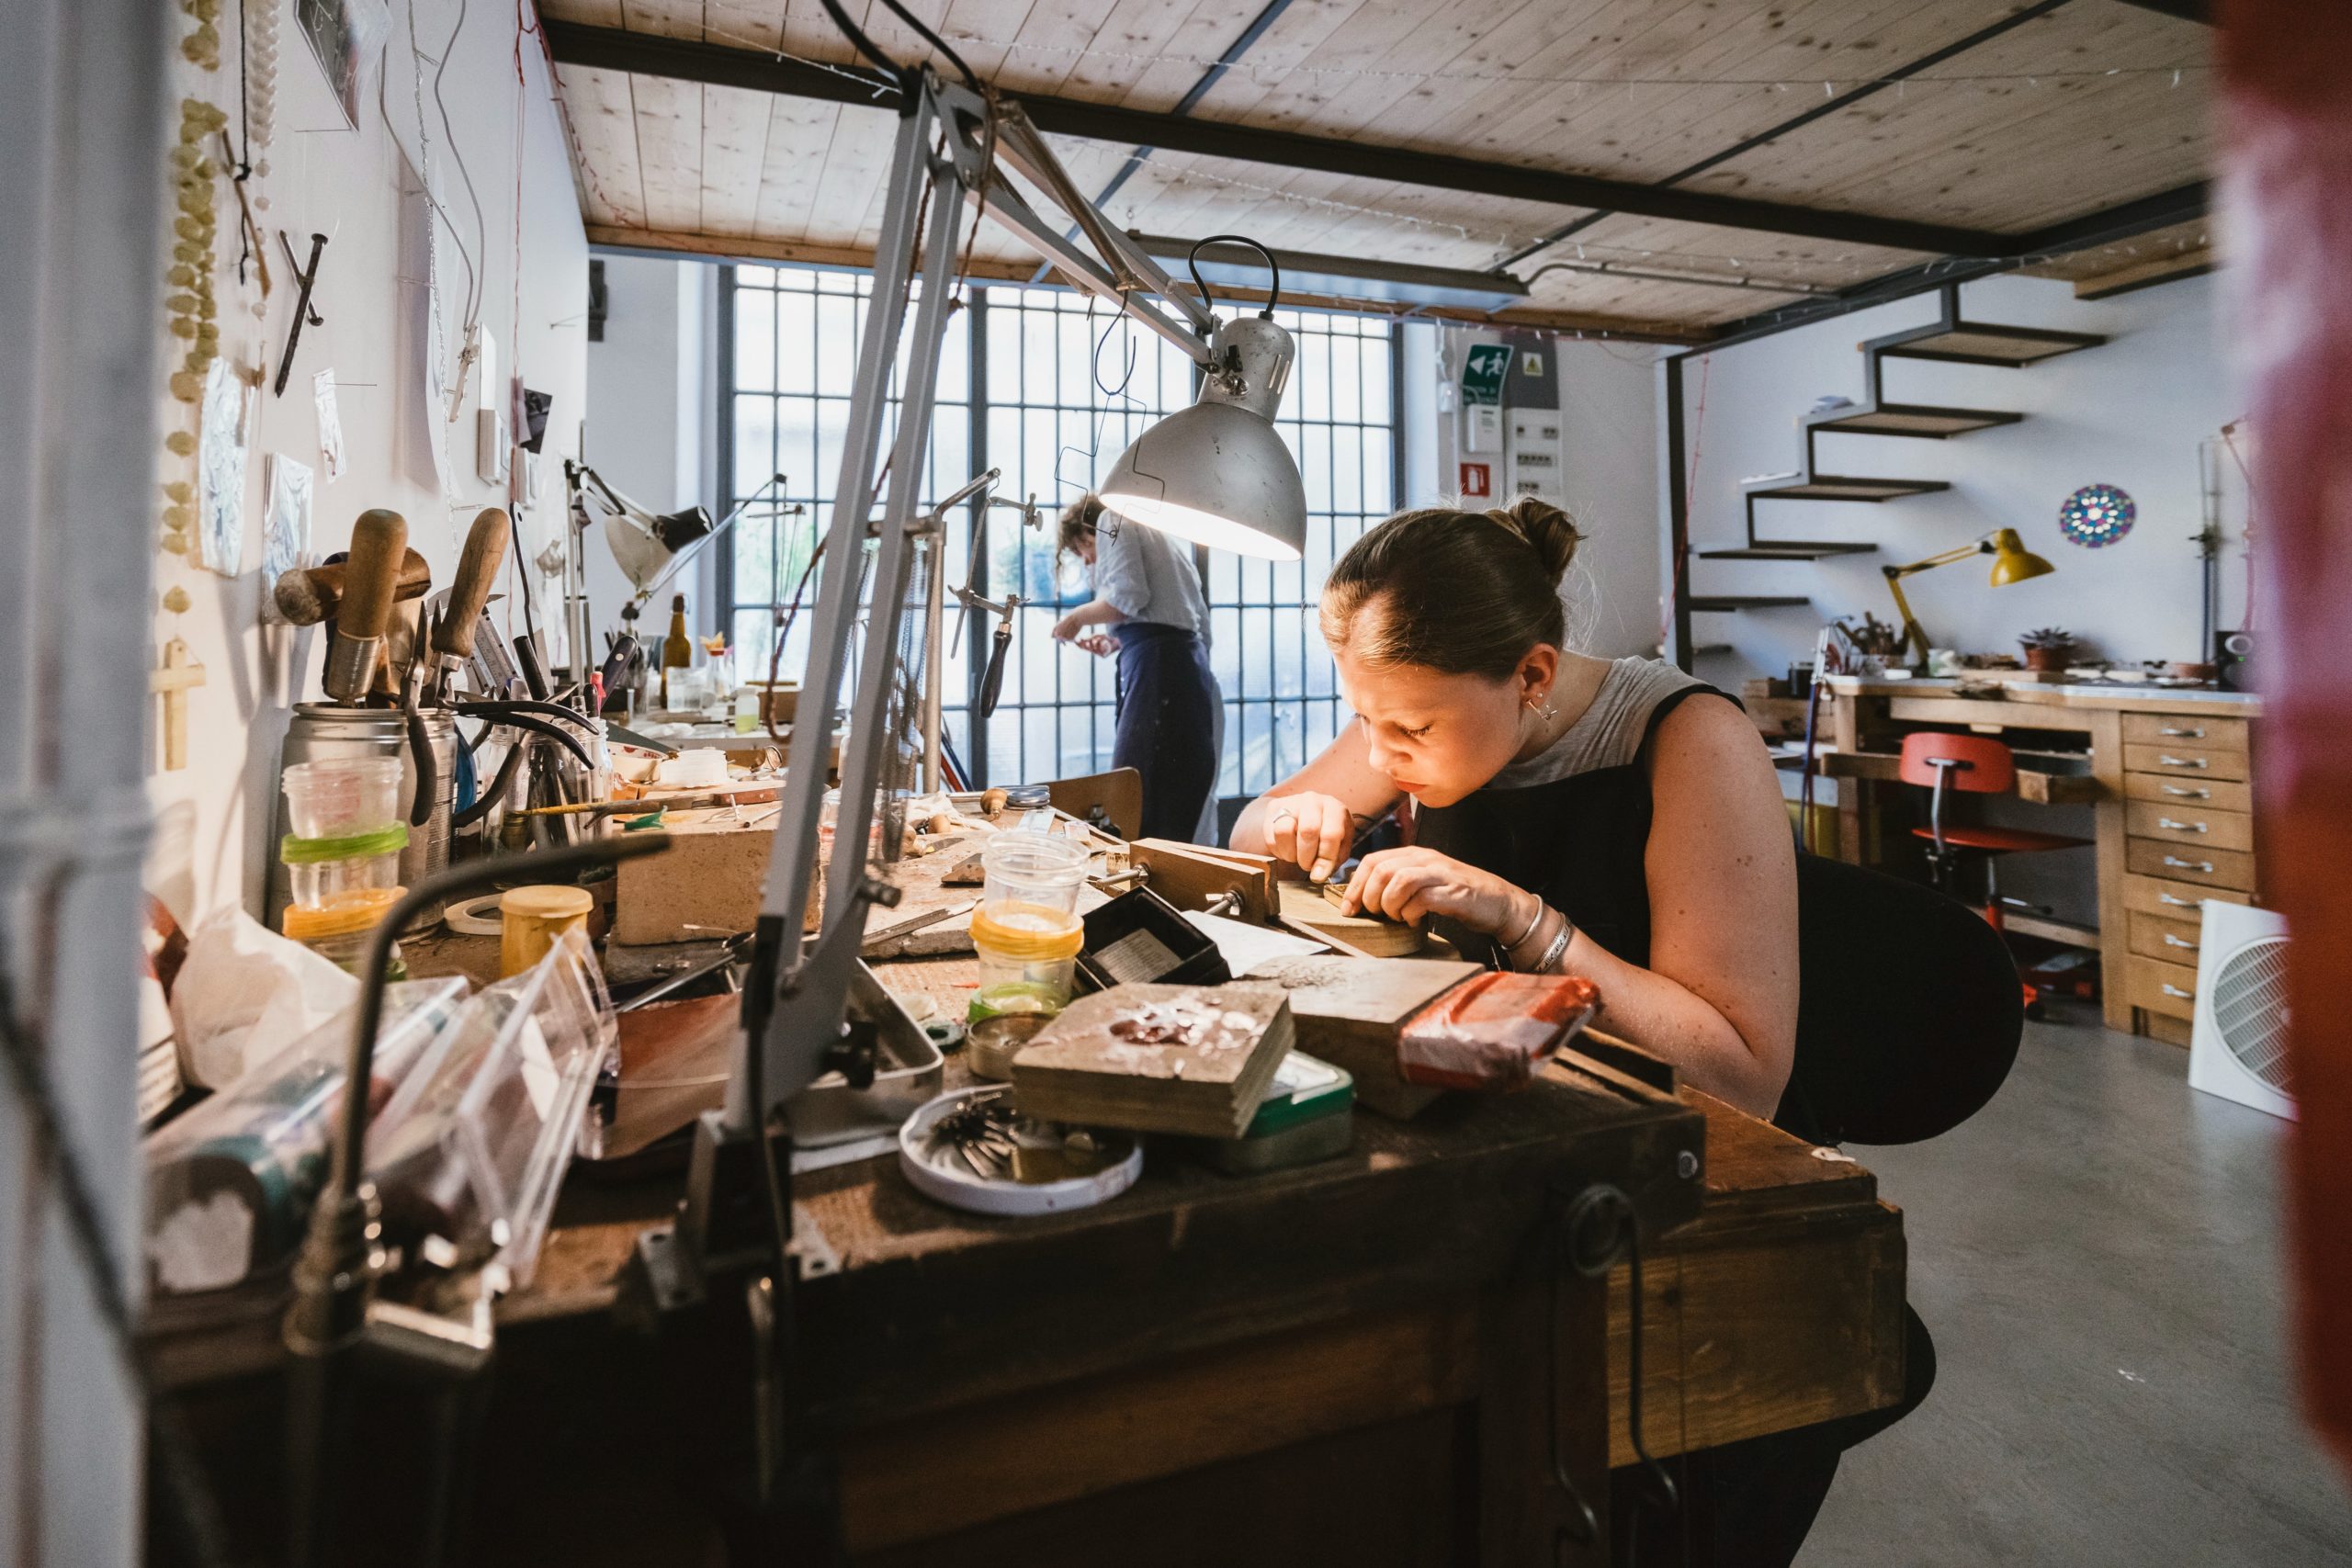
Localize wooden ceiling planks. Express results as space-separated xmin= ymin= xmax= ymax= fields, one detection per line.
xmin=1674 ymin=2 xmax=2210 ymax=231
xmin=540 ymin=0 xmax=2217 ymax=336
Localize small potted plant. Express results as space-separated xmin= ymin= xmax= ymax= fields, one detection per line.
xmin=2018 ymin=626 xmax=2075 ymax=672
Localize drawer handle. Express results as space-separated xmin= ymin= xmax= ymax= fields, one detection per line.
xmin=2158 ymin=755 xmax=2210 ymax=769
xmin=2161 ymin=984 xmax=2194 ymax=999
xmin=2156 ymin=818 xmax=2208 ymax=833
xmin=2163 ymin=932 xmax=2199 ymax=951
xmin=2164 ymin=855 xmax=2215 ymax=874
xmin=2159 ymin=726 xmax=2205 ymax=739
xmin=2160 ymin=784 xmax=2210 ymax=798
xmin=2158 ymin=893 xmax=2198 ymax=908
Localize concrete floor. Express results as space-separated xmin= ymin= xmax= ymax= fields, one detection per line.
xmin=1803 ymin=1009 xmax=2352 ymax=1566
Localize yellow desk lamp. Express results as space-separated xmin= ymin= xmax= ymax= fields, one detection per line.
xmin=1881 ymin=528 xmax=2055 ymax=668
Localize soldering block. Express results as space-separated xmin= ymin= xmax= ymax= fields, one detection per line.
xmin=612 ymin=810 xmax=817 ymax=946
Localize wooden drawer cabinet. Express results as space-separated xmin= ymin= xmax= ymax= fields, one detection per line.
xmin=2125 ymin=839 xmax=2258 ymax=892
xmin=2122 ymin=742 xmax=2252 ymax=782
xmin=2124 ymin=799 xmax=2256 ymax=852
xmin=2125 ymin=953 xmax=2201 ymax=1021
xmin=2127 ymin=909 xmax=2205 ymax=964
xmin=2123 ymin=772 xmax=2254 ymax=813
xmin=2121 ymin=874 xmax=2251 ymax=919
xmin=2121 ymin=712 xmax=2249 ymax=750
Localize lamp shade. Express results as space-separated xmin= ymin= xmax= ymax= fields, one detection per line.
xmin=1099 ymin=315 xmax=1306 ymax=561
xmin=1986 ymin=527 xmax=2056 ymax=586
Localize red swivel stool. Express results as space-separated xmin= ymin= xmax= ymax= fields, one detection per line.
xmin=1899 ymin=730 xmax=2092 ymax=1013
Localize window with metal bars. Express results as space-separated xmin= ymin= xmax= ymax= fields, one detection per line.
xmin=717 ymin=263 xmax=1401 ymax=800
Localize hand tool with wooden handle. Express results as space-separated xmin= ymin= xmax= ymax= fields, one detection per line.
xmin=322 ymin=510 xmax=407 ymax=705
xmin=424 ymin=508 xmax=510 ymax=706
xmin=274 ymin=547 xmax=432 ymax=626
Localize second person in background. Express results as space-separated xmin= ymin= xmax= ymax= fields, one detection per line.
xmin=1052 ymin=494 xmax=1226 ymax=843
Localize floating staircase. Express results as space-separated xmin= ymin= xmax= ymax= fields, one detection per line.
xmin=1693 ymin=284 xmax=2105 ymax=585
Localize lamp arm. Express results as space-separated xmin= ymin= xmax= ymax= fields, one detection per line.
xmin=1881 ymin=570 xmax=1930 ymax=667
xmin=632 ymin=472 xmax=795 ymax=609
xmin=1883 ymin=541 xmax=1986 ymax=580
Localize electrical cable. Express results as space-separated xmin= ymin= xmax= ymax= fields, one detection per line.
xmin=874 ymin=0 xmax=980 ymax=89
xmin=0 ymin=953 xmax=236 ymax=1568
xmin=1188 ymin=233 xmax=1281 ymax=319
xmin=818 ymin=0 xmax=903 ymax=81
xmin=425 ymin=0 xmax=488 ymax=332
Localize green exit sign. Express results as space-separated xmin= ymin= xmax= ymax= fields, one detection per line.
xmin=1461 ymin=344 xmax=1511 ymax=406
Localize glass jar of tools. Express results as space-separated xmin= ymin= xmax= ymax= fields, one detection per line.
xmin=967 ymin=831 xmax=1090 ymax=1024
xmin=278 ymin=758 xmax=409 ymax=980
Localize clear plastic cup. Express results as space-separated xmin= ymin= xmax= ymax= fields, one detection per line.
xmin=969 ymin=833 xmax=1089 ymax=1022
xmin=282 ymin=821 xmax=409 ymax=908
xmin=981 ymin=831 xmax=1089 ymax=919
xmin=281 ymin=758 xmax=403 ymax=839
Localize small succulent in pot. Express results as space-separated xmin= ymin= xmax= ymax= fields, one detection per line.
xmin=2018 ymin=626 xmax=2075 ymax=671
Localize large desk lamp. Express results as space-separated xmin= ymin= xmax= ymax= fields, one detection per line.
xmin=1882 ymin=527 xmax=2056 ymax=668
xmin=606 ymin=8 xmax=1311 ymax=1529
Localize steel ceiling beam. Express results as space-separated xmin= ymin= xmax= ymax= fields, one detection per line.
xmin=542 ymin=19 xmax=2020 ymax=258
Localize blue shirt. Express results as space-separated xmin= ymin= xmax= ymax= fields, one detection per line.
xmin=1094 ymin=508 xmax=1211 ymax=640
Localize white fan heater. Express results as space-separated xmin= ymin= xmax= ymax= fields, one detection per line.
xmin=2188 ymin=901 xmax=2294 ymax=1120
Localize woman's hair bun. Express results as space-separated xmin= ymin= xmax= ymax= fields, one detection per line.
xmin=1486 ymin=495 xmax=1583 ymax=585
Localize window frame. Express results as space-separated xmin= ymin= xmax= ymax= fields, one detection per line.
xmin=716 ymin=262 xmax=1405 ymax=799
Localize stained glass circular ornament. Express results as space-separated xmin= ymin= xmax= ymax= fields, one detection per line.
xmin=2058 ymin=483 xmax=2134 ymax=548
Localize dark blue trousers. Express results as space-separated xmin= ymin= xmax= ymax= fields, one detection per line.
xmin=1110 ymin=621 xmax=1222 ymax=843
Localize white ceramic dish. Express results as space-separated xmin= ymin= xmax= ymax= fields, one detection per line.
xmin=898 ymin=1085 xmax=1141 ymax=1216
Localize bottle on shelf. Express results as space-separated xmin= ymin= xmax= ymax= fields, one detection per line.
xmin=661 ymin=592 xmax=693 ymax=709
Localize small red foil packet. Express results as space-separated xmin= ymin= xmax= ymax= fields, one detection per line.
xmin=1397 ymin=972 xmax=1601 ymax=1092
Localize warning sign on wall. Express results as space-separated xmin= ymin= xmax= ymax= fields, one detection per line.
xmin=1459 ymin=461 xmax=1491 ymax=498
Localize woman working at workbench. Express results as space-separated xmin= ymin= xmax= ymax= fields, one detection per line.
xmin=1052 ymin=493 xmax=1225 ymax=843
xmin=1233 ymin=496 xmax=1798 ymax=1117
xmin=1236 ymin=495 xmax=2021 ymax=1567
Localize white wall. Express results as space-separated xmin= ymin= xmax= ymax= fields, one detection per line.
xmin=1679 ymin=272 xmax=2246 ymax=687
xmin=1425 ymin=328 xmax=1665 ymax=660
xmin=145 ymin=1 xmax=589 ymax=925
xmin=580 ymin=254 xmax=718 ymax=642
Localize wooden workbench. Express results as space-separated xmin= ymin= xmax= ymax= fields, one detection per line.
xmin=145 ymin=947 xmax=1905 ymax=1567
xmin=1813 ymin=676 xmax=2265 ymax=1042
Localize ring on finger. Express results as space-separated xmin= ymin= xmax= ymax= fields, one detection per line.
xmin=1271 ymin=808 xmax=1296 ymax=827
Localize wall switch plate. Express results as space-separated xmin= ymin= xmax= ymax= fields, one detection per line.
xmin=1464 ymin=402 xmax=1504 ymax=454
xmin=477 ymin=407 xmax=510 ymax=484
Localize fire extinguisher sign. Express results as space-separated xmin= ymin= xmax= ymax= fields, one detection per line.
xmin=1459 ymin=461 xmax=1491 ymax=498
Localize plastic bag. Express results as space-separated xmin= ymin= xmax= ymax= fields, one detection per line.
xmin=169 ymin=907 xmax=359 ymax=1089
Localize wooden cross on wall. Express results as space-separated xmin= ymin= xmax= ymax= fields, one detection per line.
xmin=150 ymin=636 xmax=206 ymax=772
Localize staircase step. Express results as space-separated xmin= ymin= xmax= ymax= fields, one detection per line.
xmin=1808 ymin=402 xmax=2023 ymax=438
xmin=1699 ymin=542 xmax=1881 ymax=560
xmin=1873 ymin=321 xmax=2105 ymax=367
xmin=1748 ymin=474 xmax=1951 ymax=502
xmin=1688 ymin=595 xmax=1811 ymax=611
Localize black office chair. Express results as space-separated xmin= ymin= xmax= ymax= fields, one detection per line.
xmin=1618 ymin=852 xmax=2022 ymax=1568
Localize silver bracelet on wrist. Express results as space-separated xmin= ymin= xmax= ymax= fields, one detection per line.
xmin=1524 ymin=912 xmax=1575 ymax=974
xmin=1503 ymin=897 xmax=1545 ymax=953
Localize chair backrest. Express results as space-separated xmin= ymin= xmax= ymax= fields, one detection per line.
xmin=1898 ymin=729 xmax=2016 ymax=794
xmin=1779 ymin=852 xmax=2024 ymax=1146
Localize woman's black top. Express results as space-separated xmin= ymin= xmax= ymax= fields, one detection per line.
xmin=1410 ymin=658 xmax=2021 ymax=1147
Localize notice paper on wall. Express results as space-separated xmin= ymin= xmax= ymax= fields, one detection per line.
xmin=262 ymin=455 xmax=315 ymax=612
xmin=197 ymin=358 xmax=251 ymax=578
xmin=313 ymin=367 xmax=346 ymax=483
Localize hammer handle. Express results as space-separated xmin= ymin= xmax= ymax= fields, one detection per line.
xmin=337 ymin=510 xmax=409 ymax=642
xmin=435 ymin=508 xmax=510 ymax=661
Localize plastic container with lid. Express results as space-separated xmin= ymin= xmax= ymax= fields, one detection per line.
xmin=280 ymin=758 xmax=403 ymax=839
xmin=499 ymin=885 xmax=594 ymax=977
xmin=282 ymin=887 xmax=409 ymax=981
xmin=281 ymin=822 xmax=408 ymax=908
xmin=968 ymin=832 xmax=1090 ymax=1021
